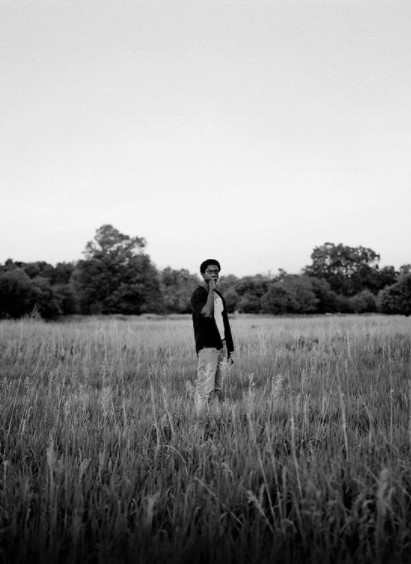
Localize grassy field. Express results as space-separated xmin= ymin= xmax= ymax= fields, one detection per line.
xmin=0 ymin=314 xmax=410 ymax=563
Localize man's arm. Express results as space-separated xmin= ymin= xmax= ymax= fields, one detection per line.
xmin=201 ymin=278 xmax=215 ymax=318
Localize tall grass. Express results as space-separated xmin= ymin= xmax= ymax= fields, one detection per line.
xmin=0 ymin=315 xmax=410 ymax=563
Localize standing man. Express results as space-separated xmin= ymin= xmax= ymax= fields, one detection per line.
xmin=191 ymin=259 xmax=234 ymax=413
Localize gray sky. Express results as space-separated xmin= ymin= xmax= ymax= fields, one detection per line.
xmin=1 ymin=0 xmax=411 ymax=276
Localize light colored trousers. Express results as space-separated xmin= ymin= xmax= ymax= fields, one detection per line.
xmin=194 ymin=343 xmax=229 ymax=414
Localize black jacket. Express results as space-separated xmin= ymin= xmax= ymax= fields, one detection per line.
xmin=190 ymin=286 xmax=234 ymax=355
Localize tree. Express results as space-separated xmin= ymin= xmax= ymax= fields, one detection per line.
xmin=53 ymin=283 xmax=78 ymax=315
xmin=238 ymin=292 xmax=262 ymax=313
xmin=260 ymin=276 xmax=318 ymax=314
xmin=375 ymin=265 xmax=398 ymax=291
xmin=305 ymin=242 xmax=380 ymax=295
xmin=234 ymin=275 xmax=270 ymax=313
xmin=285 ymin=276 xmax=319 ymax=313
xmin=378 ymin=274 xmax=411 ymax=316
xmin=349 ymin=290 xmax=377 ymax=313
xmin=160 ymin=268 xmax=200 ymax=313
xmin=223 ymin=288 xmax=240 ymax=313
xmin=0 ymin=268 xmax=35 ymax=318
xmin=30 ymin=277 xmax=63 ymax=319
xmin=49 ymin=262 xmax=76 ymax=285
xmin=217 ymin=275 xmax=240 ymax=313
xmin=0 ymin=259 xmax=76 ymax=286
xmin=308 ymin=277 xmax=339 ymax=313
xmin=0 ymin=266 xmax=77 ymax=319
xmin=72 ymin=225 xmax=164 ymax=314
xmin=261 ymin=284 xmax=298 ymax=314
xmin=235 ymin=275 xmax=270 ymax=298
xmin=218 ymin=274 xmax=239 ymax=295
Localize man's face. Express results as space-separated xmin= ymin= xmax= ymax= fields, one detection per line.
xmin=202 ymin=264 xmax=220 ymax=285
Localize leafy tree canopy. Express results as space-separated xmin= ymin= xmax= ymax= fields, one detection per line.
xmin=73 ymin=225 xmax=162 ymax=315
xmin=160 ymin=267 xmax=200 ymax=314
xmin=1 ymin=235 xmax=407 ymax=318
xmin=84 ymin=224 xmax=146 ymax=260
xmin=378 ymin=274 xmax=411 ymax=316
xmin=0 ymin=268 xmax=35 ymax=318
xmin=305 ymin=242 xmax=381 ymax=295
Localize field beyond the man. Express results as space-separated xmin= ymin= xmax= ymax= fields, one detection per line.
xmin=0 ymin=315 xmax=410 ymax=564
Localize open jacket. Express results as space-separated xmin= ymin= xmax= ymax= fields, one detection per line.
xmin=190 ymin=286 xmax=234 ymax=356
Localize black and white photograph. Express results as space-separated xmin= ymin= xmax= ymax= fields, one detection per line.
xmin=1 ymin=1 xmax=411 ymax=562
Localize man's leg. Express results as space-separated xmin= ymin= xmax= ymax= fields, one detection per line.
xmin=194 ymin=348 xmax=219 ymax=414
xmin=213 ymin=343 xmax=228 ymax=404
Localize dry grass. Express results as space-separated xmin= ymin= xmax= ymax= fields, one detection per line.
xmin=0 ymin=314 xmax=410 ymax=563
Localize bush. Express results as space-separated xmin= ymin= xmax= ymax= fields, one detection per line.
xmin=53 ymin=283 xmax=79 ymax=315
xmin=238 ymin=292 xmax=261 ymax=313
xmin=349 ymin=290 xmax=377 ymax=313
xmin=378 ymin=274 xmax=411 ymax=315
xmin=224 ymin=288 xmax=240 ymax=313
xmin=30 ymin=277 xmax=63 ymax=319
xmin=0 ymin=269 xmax=35 ymax=318
xmin=261 ymin=284 xmax=298 ymax=314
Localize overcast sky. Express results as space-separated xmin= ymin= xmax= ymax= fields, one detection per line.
xmin=1 ymin=0 xmax=410 ymax=277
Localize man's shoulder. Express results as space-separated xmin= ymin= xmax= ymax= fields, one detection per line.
xmin=191 ymin=285 xmax=207 ymax=300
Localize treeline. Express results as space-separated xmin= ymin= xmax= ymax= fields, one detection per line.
xmin=0 ymin=225 xmax=410 ymax=319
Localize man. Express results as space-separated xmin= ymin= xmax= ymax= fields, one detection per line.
xmin=190 ymin=259 xmax=234 ymax=413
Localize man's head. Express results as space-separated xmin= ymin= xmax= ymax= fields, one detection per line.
xmin=200 ymin=259 xmax=221 ymax=285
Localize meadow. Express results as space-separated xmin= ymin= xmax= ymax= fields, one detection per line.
xmin=0 ymin=314 xmax=410 ymax=564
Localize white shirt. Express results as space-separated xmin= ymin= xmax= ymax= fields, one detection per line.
xmin=213 ymin=291 xmax=225 ymax=340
